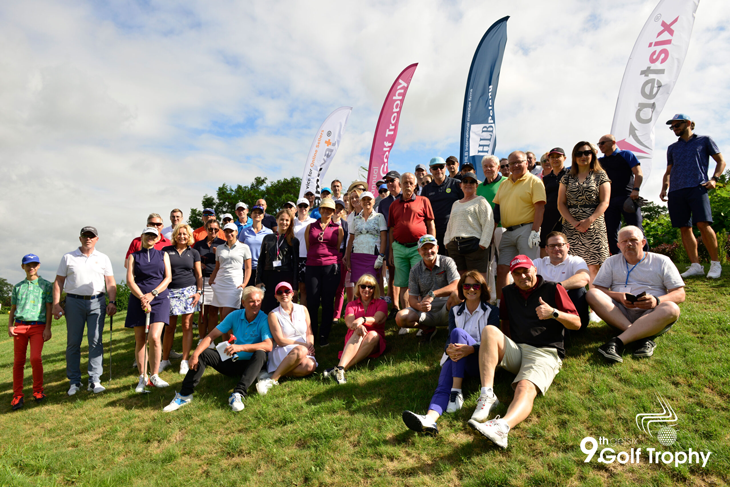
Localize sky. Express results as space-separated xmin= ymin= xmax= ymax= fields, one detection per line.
xmin=2 ymin=0 xmax=729 ymax=285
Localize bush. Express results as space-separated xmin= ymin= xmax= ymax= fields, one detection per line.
xmin=115 ymin=281 xmax=131 ymax=312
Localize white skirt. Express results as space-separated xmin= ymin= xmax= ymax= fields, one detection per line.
xmin=210 ymin=279 xmax=242 ymax=309
xmin=268 ymin=343 xmax=318 ymax=373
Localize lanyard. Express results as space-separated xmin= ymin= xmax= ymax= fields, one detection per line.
xmin=625 ymin=255 xmax=646 ymax=285
xmin=275 ymin=234 xmax=285 ymax=259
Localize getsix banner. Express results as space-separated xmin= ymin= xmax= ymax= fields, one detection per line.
xmin=459 ymin=16 xmax=509 ymax=181
xmin=299 ymin=106 xmax=353 ymax=201
xmin=610 ymin=0 xmax=700 ymax=181
xmin=366 ymin=63 xmax=418 ymax=194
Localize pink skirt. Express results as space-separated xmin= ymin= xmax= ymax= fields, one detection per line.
xmin=350 ymin=253 xmax=380 ymax=285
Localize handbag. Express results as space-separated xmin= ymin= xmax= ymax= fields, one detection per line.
xmin=455 ymin=236 xmax=480 ymax=255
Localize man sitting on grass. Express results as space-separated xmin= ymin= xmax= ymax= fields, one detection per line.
xmin=468 ymin=255 xmax=580 ymax=448
xmin=587 ymin=225 xmax=684 ymax=363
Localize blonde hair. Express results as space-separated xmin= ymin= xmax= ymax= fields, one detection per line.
xmin=242 ymin=286 xmax=264 ymax=303
xmin=354 ymin=273 xmax=380 ymax=300
xmin=172 ymin=223 xmax=195 ymax=246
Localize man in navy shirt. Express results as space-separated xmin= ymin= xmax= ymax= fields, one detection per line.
xmin=598 ymin=134 xmax=646 ymax=255
xmin=421 ymin=157 xmax=464 ymax=255
xmin=660 ymin=114 xmax=726 ymax=279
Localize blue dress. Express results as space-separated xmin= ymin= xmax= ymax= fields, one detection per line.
xmin=125 ymin=248 xmax=170 ymax=328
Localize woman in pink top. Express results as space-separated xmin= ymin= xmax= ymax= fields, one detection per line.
xmin=323 ymin=274 xmax=387 ymax=385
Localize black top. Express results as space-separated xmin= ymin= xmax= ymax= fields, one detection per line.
xmin=599 ymin=150 xmax=639 ymax=197
xmin=256 ymin=234 xmax=300 ymax=285
xmin=192 ymin=238 xmax=225 ymax=277
xmin=421 ymin=177 xmax=464 ymax=232
xmin=543 ymin=167 xmax=568 ymax=217
xmin=162 ymin=246 xmax=201 ymax=289
xmin=262 ymin=214 xmax=278 ymax=230
xmin=377 ymin=193 xmax=400 ymax=225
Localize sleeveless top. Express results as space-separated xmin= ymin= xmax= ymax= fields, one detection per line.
xmin=132 ymin=247 xmax=169 ymax=298
xmin=306 ymin=219 xmax=340 ymax=266
xmin=272 ymin=303 xmax=308 ymax=342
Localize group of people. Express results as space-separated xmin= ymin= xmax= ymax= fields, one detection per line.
xmin=7 ymin=113 xmax=725 ymax=449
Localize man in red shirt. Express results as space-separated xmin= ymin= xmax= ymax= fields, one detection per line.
xmin=124 ymin=213 xmax=172 ymax=268
xmin=388 ymin=172 xmax=436 ymax=310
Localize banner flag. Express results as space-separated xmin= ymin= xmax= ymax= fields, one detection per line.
xmin=366 ymin=63 xmax=418 ymax=193
xmin=299 ymin=106 xmax=353 ymax=201
xmin=610 ymin=0 xmax=700 ymax=181
xmin=459 ymin=16 xmax=509 ymax=181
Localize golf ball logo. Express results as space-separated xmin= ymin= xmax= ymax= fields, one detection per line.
xmin=635 ymin=394 xmax=678 ymax=445
xmin=657 ymin=426 xmax=677 ymax=447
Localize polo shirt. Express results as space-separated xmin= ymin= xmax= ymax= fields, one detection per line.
xmin=193 ymin=226 xmax=225 ymax=242
xmin=262 ymin=214 xmax=278 ymax=230
xmin=239 ymin=226 xmax=273 ymax=269
xmin=534 ymin=255 xmax=589 ymax=284
xmin=235 ymin=217 xmax=253 ymax=233
xmin=161 ymin=225 xmax=174 ymax=240
xmin=293 ymin=216 xmax=317 ymax=257
xmin=593 ymin=252 xmax=684 ymax=297
xmin=12 ymin=277 xmax=53 ymax=322
xmin=599 ymin=149 xmax=640 ymax=197
xmin=56 ymin=248 xmax=114 ymax=296
xmin=408 ymin=254 xmax=460 ymax=298
xmin=492 ymin=172 xmax=546 ymax=228
xmin=162 ymin=245 xmax=201 ymax=289
xmin=377 ymin=193 xmax=400 ymax=225
xmin=216 ymin=241 xmax=252 ymax=280
xmin=476 ymin=174 xmax=504 ymax=209
xmin=387 ymin=193 xmax=435 ymax=245
xmin=667 ymin=134 xmax=721 ymax=192
xmin=216 ymin=309 xmax=272 ymax=360
xmin=421 ymin=177 xmax=464 ymax=233
xmin=543 ymin=167 xmax=567 ymax=208
xmin=309 ymin=207 xmax=322 ymax=220
xmin=125 ymin=235 xmax=172 ymax=260
xmin=192 ymin=237 xmax=225 ymax=277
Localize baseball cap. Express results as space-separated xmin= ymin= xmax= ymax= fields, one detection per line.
xmin=80 ymin=226 xmax=98 ymax=237
xmin=418 ymin=234 xmax=438 ymax=249
xmin=223 ymin=223 xmax=238 ymax=232
xmin=221 ymin=213 xmax=233 ymax=221
xmin=319 ymin=198 xmax=336 ymax=210
xmin=415 ymin=163 xmax=428 ymax=171
xmin=251 ymin=205 xmax=264 ymax=213
xmin=385 ymin=170 xmax=401 ymax=181
xmin=321 ymin=186 xmax=332 ymax=194
xmin=334 ymin=199 xmax=346 ymax=209
xmin=235 ymin=202 xmax=248 ymax=210
xmin=463 ymin=161 xmax=475 ymax=169
xmin=509 ymin=255 xmax=534 ymax=273
xmin=666 ymin=113 xmax=691 ymax=124
xmin=203 ymin=208 xmax=215 ymax=215
xmin=360 ymin=191 xmax=375 ymax=200
xmin=142 ymin=227 xmax=159 ymax=236
xmin=22 ymin=254 xmax=40 ymax=265
xmin=304 ymin=190 xmax=314 ymax=196
xmin=460 ymin=171 xmax=478 ymax=183
xmin=378 ymin=184 xmax=388 ymax=191
xmin=275 ymin=281 xmax=293 ymax=294
xmin=283 ymin=201 xmax=296 ymax=208
xmin=296 ymin=198 xmax=310 ymax=207
xmin=429 ymin=156 xmax=446 ymax=167
xmin=549 ymin=147 xmax=565 ymax=156
xmin=376 ymin=179 xmax=386 ymax=186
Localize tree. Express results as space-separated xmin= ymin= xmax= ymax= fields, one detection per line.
xmin=188 ymin=177 xmax=302 ymax=228
xmin=0 ymin=277 xmax=12 ymax=307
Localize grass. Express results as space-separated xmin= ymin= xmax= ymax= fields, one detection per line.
xmin=0 ymin=270 xmax=728 ymax=486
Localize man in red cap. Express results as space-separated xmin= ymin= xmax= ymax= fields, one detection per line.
xmin=467 ymin=254 xmax=580 ymax=449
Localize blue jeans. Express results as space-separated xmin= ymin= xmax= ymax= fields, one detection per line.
xmin=65 ymin=295 xmax=106 ymax=384
xmin=428 ymin=328 xmax=480 ymax=415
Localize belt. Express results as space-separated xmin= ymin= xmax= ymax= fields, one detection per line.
xmin=505 ymin=222 xmax=532 ymax=232
xmin=15 ymin=320 xmax=45 ymax=325
xmin=67 ymin=292 xmax=105 ymax=300
xmin=395 ymin=241 xmax=418 ymax=248
xmin=567 ymin=204 xmax=598 ymax=209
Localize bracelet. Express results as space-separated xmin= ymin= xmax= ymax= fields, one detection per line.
xmin=711 ymin=176 xmax=719 ymax=182
xmin=632 ymin=187 xmax=640 ymax=191
xmin=654 ymin=296 xmax=661 ymax=308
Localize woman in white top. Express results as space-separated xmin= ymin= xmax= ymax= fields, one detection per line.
xmin=344 ymin=191 xmax=387 ymax=285
xmin=443 ymin=171 xmax=495 ymax=279
xmin=256 ymin=281 xmax=316 ymax=395
xmin=209 ymin=223 xmax=252 ymax=321
xmin=293 ymin=198 xmax=316 ymax=306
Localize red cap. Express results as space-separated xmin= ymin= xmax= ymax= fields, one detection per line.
xmin=509 ymin=255 xmax=534 ymax=273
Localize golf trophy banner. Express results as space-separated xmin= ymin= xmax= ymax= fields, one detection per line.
xmin=610 ymin=0 xmax=700 ymax=181
xmin=299 ymin=106 xmax=353 ymax=200
xmin=459 ymin=16 xmax=509 ymax=181
xmin=366 ymin=63 xmax=418 ymax=193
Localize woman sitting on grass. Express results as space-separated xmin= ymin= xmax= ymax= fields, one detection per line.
xmin=323 ymin=273 xmax=387 ymax=385
xmin=402 ymin=270 xmax=499 ymax=435
xmin=256 ymin=282 xmax=317 ymax=395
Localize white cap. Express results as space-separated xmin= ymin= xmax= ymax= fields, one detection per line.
xmin=296 ymin=198 xmax=310 ymax=207
xmin=223 ymin=223 xmax=238 ymax=232
xmin=360 ymin=191 xmax=375 ymax=200
xmin=221 ymin=213 xmax=233 ymax=221
xmin=142 ymin=227 xmax=159 ymax=236
xmin=235 ymin=202 xmax=248 ymax=210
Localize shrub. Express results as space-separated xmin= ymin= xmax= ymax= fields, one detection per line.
xmin=114 ymin=281 xmax=131 ymax=312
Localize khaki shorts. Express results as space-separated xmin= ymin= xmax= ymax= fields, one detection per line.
xmin=498 ymin=224 xmax=533 ymax=266
xmin=499 ymin=337 xmax=562 ymax=395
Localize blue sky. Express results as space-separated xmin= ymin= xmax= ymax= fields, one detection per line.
xmin=1 ymin=0 xmax=729 ymax=284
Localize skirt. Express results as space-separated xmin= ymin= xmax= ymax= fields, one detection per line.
xmin=201 ymin=277 xmax=215 ymax=306
xmin=169 ymin=285 xmax=197 ymax=316
xmin=125 ymin=294 xmax=170 ymax=328
xmin=337 ymin=325 xmax=386 ymax=360
xmin=210 ymin=278 xmax=242 ymax=309
xmin=350 ymin=253 xmax=380 ymax=285
xmin=268 ymin=343 xmax=318 ymax=373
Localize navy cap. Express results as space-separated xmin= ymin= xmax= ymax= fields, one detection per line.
xmin=385 ymin=170 xmax=401 ymax=181
xmin=22 ymin=254 xmax=40 ymax=265
xmin=203 ymin=208 xmax=215 ymax=215
xmin=251 ymin=205 xmax=264 ymax=213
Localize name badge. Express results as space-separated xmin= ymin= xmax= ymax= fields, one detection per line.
xmin=273 ymin=260 xmax=282 ymax=268
xmin=616 ymin=285 xmax=632 ymax=294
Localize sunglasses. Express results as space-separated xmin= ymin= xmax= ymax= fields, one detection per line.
xmin=500 ymin=164 xmax=509 ymax=169
xmin=575 ymin=150 xmax=593 ymax=157
xmin=431 ymin=165 xmax=445 ymax=171
xmin=359 ymin=284 xmax=375 ymax=290
xmin=379 ymin=190 xmax=388 ymax=194
xmin=597 ymin=141 xmax=607 ymax=146
xmin=81 ymin=234 xmax=97 ymax=239
xmin=669 ymin=122 xmax=686 ymax=130
xmin=462 ymin=283 xmax=480 ymax=291
xmin=461 ymin=180 xmax=477 ymax=185
xmin=148 ymin=222 xmax=163 ymax=227
xmin=276 ymin=289 xmax=293 ymax=296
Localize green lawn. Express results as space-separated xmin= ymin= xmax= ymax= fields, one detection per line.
xmin=1 ymin=271 xmax=728 ymax=486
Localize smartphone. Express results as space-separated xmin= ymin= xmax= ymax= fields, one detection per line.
xmin=625 ymin=291 xmax=646 ymax=303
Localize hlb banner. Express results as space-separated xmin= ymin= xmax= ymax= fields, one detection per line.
xmin=367 ymin=63 xmax=418 ymax=193
xmin=459 ymin=16 xmax=509 ymax=181
xmin=299 ymin=106 xmax=353 ymax=200
xmin=610 ymin=0 xmax=700 ymax=181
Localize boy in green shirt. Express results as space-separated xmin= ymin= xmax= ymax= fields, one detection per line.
xmin=9 ymin=254 xmax=53 ymax=410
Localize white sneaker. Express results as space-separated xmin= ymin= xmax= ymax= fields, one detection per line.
xmin=258 ymin=369 xmax=272 ymax=382
xmin=131 ymin=359 xmax=137 ymax=369
xmin=163 ymin=392 xmax=192 ymax=412
xmin=445 ymin=391 xmax=464 ymax=414
xmin=169 ymin=350 xmax=183 ymax=359
xmin=471 ymin=392 xmax=500 ymax=422
xmin=707 ymin=261 xmax=722 ymax=279
xmin=402 ymin=410 xmax=438 ymax=435
xmin=468 ymin=416 xmax=509 ymax=448
xmin=681 ymin=263 xmax=705 ymax=278
xmin=229 ymin=392 xmax=245 ymax=412
xmin=589 ymin=311 xmax=602 ymax=323
xmin=208 ymin=341 xmax=216 ymax=350
xmin=415 ymin=329 xmax=424 ymax=337
xmin=135 ymin=375 xmax=148 ymax=393
xmin=179 ymin=360 xmax=189 ymax=375
xmin=256 ymin=378 xmax=278 ymax=395
xmin=87 ymin=382 xmax=106 ymax=394
xmin=148 ymin=374 xmax=169 ymax=388
xmin=159 ymin=359 xmax=171 ymax=373
xmin=334 ymin=367 xmax=346 ymax=385
xmin=398 ymin=327 xmax=410 ymax=335
xmin=67 ymin=383 xmax=82 ymax=396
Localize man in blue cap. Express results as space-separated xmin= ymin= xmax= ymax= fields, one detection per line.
xmin=421 ymin=156 xmax=464 ymax=256
xmin=660 ymin=114 xmax=726 ymax=279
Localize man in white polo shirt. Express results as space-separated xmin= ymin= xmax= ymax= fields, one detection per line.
xmin=161 ymin=208 xmax=184 ymax=240
xmin=533 ymin=232 xmax=590 ymax=332
xmin=53 ymin=226 xmax=117 ymax=396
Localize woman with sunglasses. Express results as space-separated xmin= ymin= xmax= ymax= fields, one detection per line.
xmin=293 ymin=198 xmax=316 ymax=306
xmin=256 ymin=282 xmax=316 ymax=395
xmin=402 ymin=271 xmax=498 ymax=434
xmin=443 ymin=171 xmax=494 ymax=279
xmin=125 ymin=227 xmax=172 ymax=392
xmin=305 ymin=198 xmax=344 ymax=347
xmin=558 ymin=142 xmax=611 ymax=283
xmin=323 ymin=274 xmax=387 ymax=384
xmin=256 ymin=209 xmax=299 ymax=313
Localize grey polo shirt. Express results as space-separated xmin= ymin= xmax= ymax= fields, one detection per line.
xmin=408 ymin=254 xmax=460 ymax=298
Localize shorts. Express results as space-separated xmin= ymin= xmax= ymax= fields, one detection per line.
xmin=298 ymin=258 xmax=307 ymax=284
xmin=169 ymin=285 xmax=197 ymax=315
xmin=498 ymin=224 xmax=533 ymax=266
xmin=610 ymin=298 xmax=658 ymax=324
xmin=407 ymin=296 xmax=449 ymax=328
xmin=499 ymin=337 xmax=562 ymax=395
xmin=392 ymin=241 xmax=422 ymax=288
xmin=668 ymin=185 xmax=713 ymax=228
xmin=446 ymin=240 xmax=489 ymax=273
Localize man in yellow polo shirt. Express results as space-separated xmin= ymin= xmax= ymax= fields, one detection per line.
xmin=492 ymin=151 xmax=546 ymax=299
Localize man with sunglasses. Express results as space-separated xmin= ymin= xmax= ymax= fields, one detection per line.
xmin=499 ymin=158 xmax=510 ymax=178
xmin=124 ymin=213 xmax=172 ymax=268
xmin=422 ymin=157 xmax=464 ymax=256
xmin=445 ymin=156 xmax=461 ymax=181
xmin=193 ymin=208 xmax=225 ymax=242
xmin=374 ymin=183 xmax=389 ymax=209
xmin=378 ymin=171 xmax=402 ymax=316
xmin=661 ymin=114 xmax=725 ymax=279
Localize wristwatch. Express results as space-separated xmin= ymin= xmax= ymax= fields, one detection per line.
xmin=151 ymin=289 xmax=159 ymax=297
xmin=427 ymin=291 xmax=435 ymax=298
xmin=632 ymin=187 xmax=640 ymax=192
xmin=109 ymin=300 xmax=116 ymax=305
xmin=551 ymin=308 xmax=559 ymax=319
xmin=711 ymin=176 xmax=719 ymax=182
